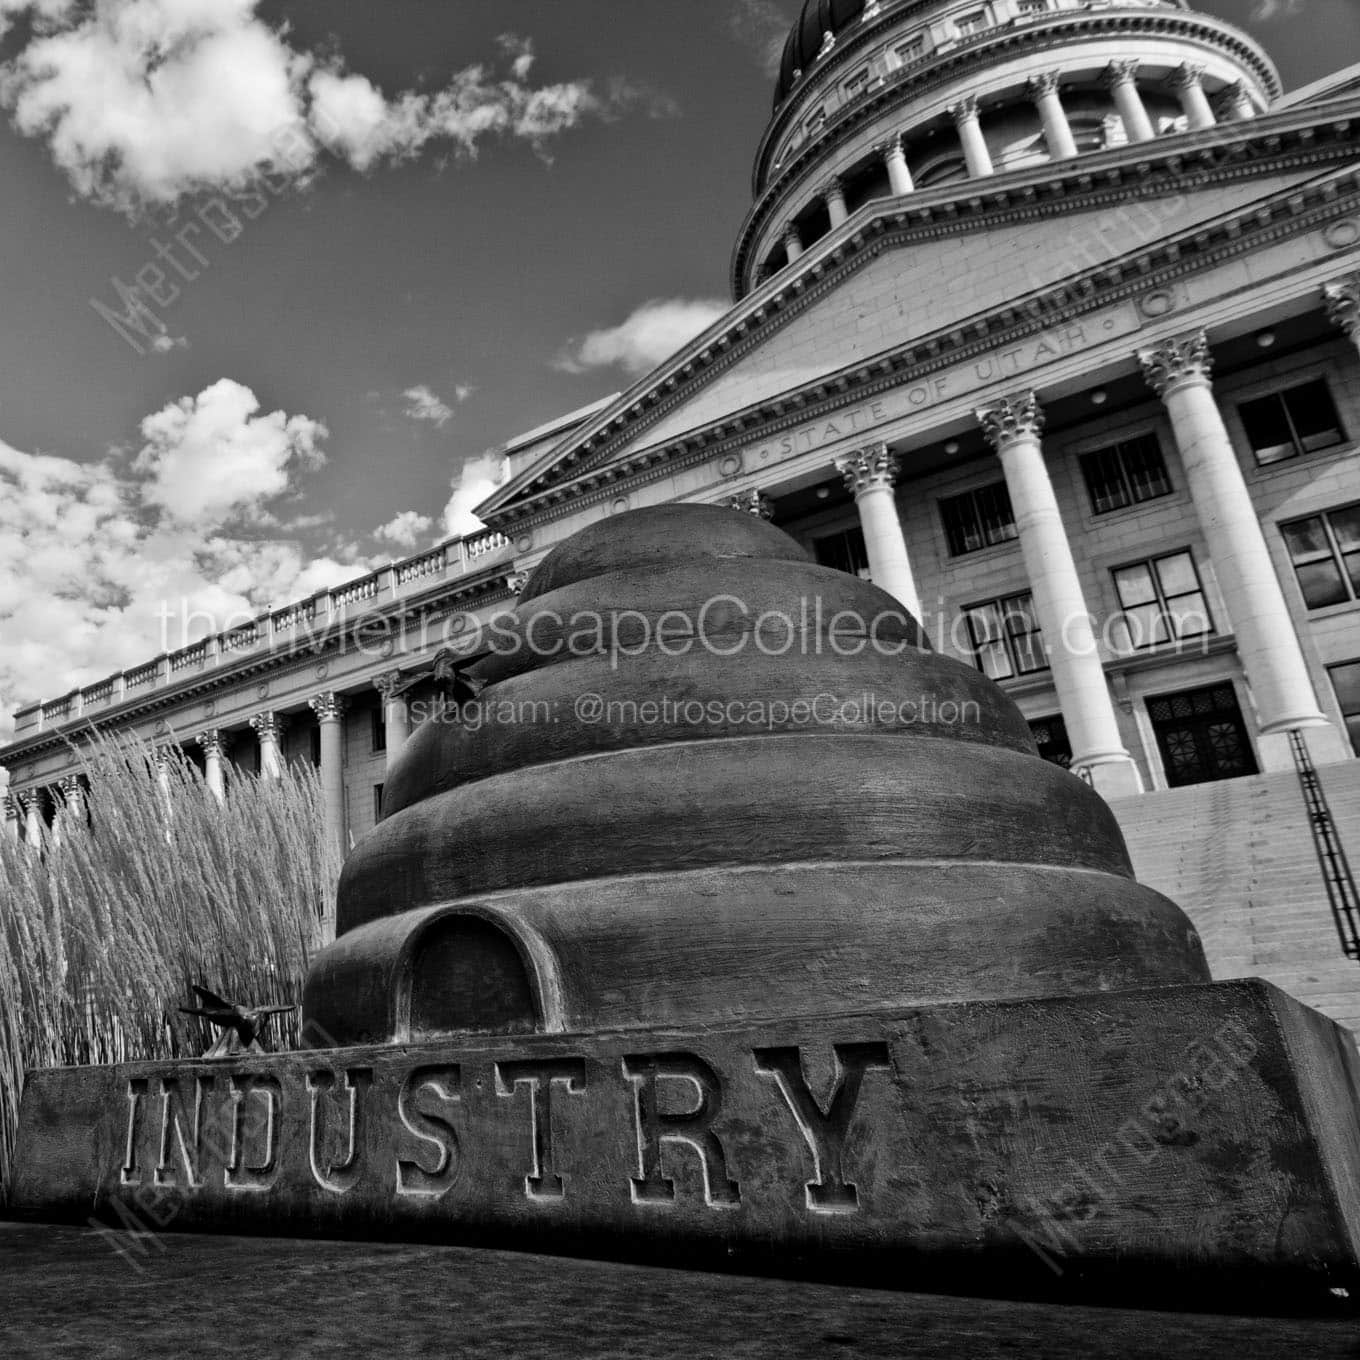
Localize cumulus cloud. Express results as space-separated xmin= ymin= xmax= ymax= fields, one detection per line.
xmin=374 ymin=510 xmax=434 ymax=550
xmin=1250 ymin=0 xmax=1305 ymax=16
xmin=402 ymin=384 xmax=458 ymax=428
xmin=443 ymin=450 xmax=508 ymax=538
xmin=0 ymin=380 xmax=371 ymax=741
xmin=727 ymin=0 xmax=796 ymax=78
xmin=150 ymin=332 xmax=188 ymax=354
xmin=0 ymin=3 xmax=647 ymax=211
xmin=134 ymin=378 xmax=327 ymax=525
xmin=555 ymin=298 xmax=729 ymax=378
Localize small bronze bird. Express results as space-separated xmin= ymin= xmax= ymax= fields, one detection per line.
xmin=179 ymin=984 xmax=295 ymax=1058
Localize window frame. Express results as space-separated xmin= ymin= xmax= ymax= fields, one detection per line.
xmin=955 ymin=8 xmax=990 ymax=36
xmin=843 ymin=68 xmax=870 ymax=99
xmin=938 ymin=479 xmax=1019 ymax=558
xmin=894 ymin=34 xmax=926 ymax=65
xmin=1236 ymin=376 xmax=1347 ymax=467
xmin=371 ymin=705 xmax=387 ymax=754
xmin=962 ymin=590 xmax=1049 ymax=680
xmin=1111 ymin=549 xmax=1215 ymax=652
xmin=1077 ymin=432 xmax=1173 ymax=516
xmin=1327 ymin=659 xmax=1360 ymax=756
xmin=1280 ymin=501 xmax=1360 ymax=611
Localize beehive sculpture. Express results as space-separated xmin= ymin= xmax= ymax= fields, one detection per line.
xmin=12 ymin=505 xmax=1360 ymax=1310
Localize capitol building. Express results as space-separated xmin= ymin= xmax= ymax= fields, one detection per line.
xmin=4 ymin=1 xmax=1360 ymax=1022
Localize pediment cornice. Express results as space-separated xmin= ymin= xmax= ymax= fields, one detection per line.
xmin=478 ymin=108 xmax=1360 ymax=533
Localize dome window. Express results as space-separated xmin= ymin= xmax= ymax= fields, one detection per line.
xmin=844 ymin=67 xmax=870 ymax=98
xmin=894 ymin=34 xmax=926 ymax=65
xmin=1017 ymin=0 xmax=1048 ymax=15
xmin=956 ymin=9 xmax=991 ymax=37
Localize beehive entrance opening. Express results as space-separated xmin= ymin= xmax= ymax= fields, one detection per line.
xmin=408 ymin=913 xmax=540 ymax=1036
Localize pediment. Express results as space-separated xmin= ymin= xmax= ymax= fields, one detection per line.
xmin=480 ymin=113 xmax=1360 ymax=527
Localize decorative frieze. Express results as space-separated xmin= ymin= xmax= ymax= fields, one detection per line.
xmin=1137 ymin=331 xmax=1214 ymax=398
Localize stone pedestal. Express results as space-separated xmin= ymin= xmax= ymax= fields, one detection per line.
xmin=10 ymin=981 xmax=1359 ymax=1310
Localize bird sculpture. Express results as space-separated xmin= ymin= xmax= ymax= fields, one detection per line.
xmin=179 ymin=984 xmax=295 ymax=1058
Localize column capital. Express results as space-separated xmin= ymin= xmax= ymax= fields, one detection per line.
xmin=58 ymin=774 xmax=83 ymax=799
xmin=15 ymin=790 xmax=37 ymax=815
xmin=726 ymin=489 xmax=775 ymax=519
xmin=976 ymin=392 xmax=1044 ymax=450
xmin=1026 ymin=70 xmax=1063 ymax=100
xmin=249 ymin=711 xmax=287 ymax=742
xmin=1211 ymin=80 xmax=1250 ymax=119
xmin=1164 ymin=61 xmax=1206 ymax=93
xmin=309 ymin=692 xmax=348 ymax=724
xmin=195 ymin=729 xmax=230 ymax=760
xmin=1101 ymin=59 xmax=1141 ymax=89
xmin=1138 ymin=331 xmax=1213 ymax=399
xmin=507 ymin=571 xmax=531 ymax=596
xmin=878 ymin=131 xmax=905 ymax=157
xmin=2 ymin=792 xmax=18 ymax=824
xmin=821 ymin=174 xmax=845 ymax=199
xmin=1323 ymin=274 xmax=1360 ymax=341
xmin=374 ymin=670 xmax=407 ymax=701
xmin=949 ymin=93 xmax=980 ymax=124
xmin=835 ymin=444 xmax=900 ymax=496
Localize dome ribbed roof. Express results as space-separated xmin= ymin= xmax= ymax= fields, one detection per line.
xmin=776 ymin=0 xmax=869 ymax=106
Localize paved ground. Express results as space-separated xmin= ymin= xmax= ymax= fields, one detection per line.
xmin=0 ymin=1224 xmax=1356 ymax=1359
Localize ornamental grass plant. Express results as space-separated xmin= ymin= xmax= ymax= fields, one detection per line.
xmin=0 ymin=734 xmax=339 ymax=1207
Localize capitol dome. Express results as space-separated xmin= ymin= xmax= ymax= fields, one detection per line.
xmin=739 ymin=0 xmax=1278 ymax=297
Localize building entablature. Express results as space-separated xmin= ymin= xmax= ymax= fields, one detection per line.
xmin=757 ymin=1 xmax=1274 ymax=201
xmin=3 ymin=558 xmax=517 ymax=770
xmin=479 ymin=109 xmax=1360 ymax=539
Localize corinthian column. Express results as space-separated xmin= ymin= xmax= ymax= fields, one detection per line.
xmin=977 ymin=394 xmax=1142 ymax=797
xmin=20 ymin=792 xmax=43 ymax=846
xmin=196 ymin=730 xmax=230 ymax=802
xmin=783 ymin=222 xmax=804 ymax=264
xmin=1027 ymin=72 xmax=1078 ymax=160
xmin=823 ymin=177 xmax=849 ymax=229
xmin=881 ymin=134 xmax=914 ymax=196
xmin=1212 ymin=81 xmax=1255 ymax=122
xmin=1138 ymin=333 xmax=1341 ymax=767
xmin=834 ymin=444 xmax=921 ymax=619
xmin=951 ymin=95 xmax=994 ymax=177
xmin=374 ymin=672 xmax=411 ymax=772
xmin=1166 ymin=63 xmax=1215 ymax=131
xmin=250 ymin=712 xmax=287 ymax=779
xmin=2 ymin=787 xmax=18 ymax=842
xmin=726 ymin=489 xmax=775 ymax=520
xmin=309 ymin=693 xmax=349 ymax=857
xmin=1324 ymin=275 xmax=1360 ymax=355
xmin=1102 ymin=60 xmax=1155 ymax=143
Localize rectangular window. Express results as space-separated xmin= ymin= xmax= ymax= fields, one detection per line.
xmin=1281 ymin=502 xmax=1360 ymax=609
xmin=963 ymin=592 xmax=1047 ymax=680
xmin=1017 ymin=0 xmax=1048 ymax=12
xmin=1028 ymin=713 xmax=1071 ymax=768
xmin=805 ymin=106 xmax=827 ymax=135
xmin=940 ymin=481 xmax=1018 ymax=557
xmin=1079 ymin=433 xmax=1172 ymax=515
xmin=843 ymin=69 xmax=869 ymax=98
xmin=1112 ymin=550 xmax=1213 ymax=650
xmin=956 ymin=9 xmax=989 ymax=36
xmin=309 ymin=725 xmax=322 ymax=768
xmin=812 ymin=524 xmax=871 ymax=580
xmin=1238 ymin=378 xmax=1345 ymax=466
xmin=1329 ymin=660 xmax=1360 ymax=755
xmin=371 ymin=706 xmax=387 ymax=753
xmin=895 ymin=35 xmax=925 ymax=63
xmin=373 ymin=784 xmax=385 ymax=822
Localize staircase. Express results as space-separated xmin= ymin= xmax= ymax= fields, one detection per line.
xmin=1109 ymin=761 xmax=1360 ymax=1036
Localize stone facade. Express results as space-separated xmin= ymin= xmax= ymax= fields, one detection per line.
xmin=4 ymin=2 xmax=1359 ymax=931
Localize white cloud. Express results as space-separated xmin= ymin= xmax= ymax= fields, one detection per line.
xmin=0 ymin=381 xmax=371 ymax=742
xmin=443 ymin=449 xmax=508 ymax=538
xmin=0 ymin=3 xmax=638 ymax=211
xmin=1250 ymin=0 xmax=1304 ymax=16
xmin=134 ymin=378 xmax=327 ymax=525
xmin=402 ymin=384 xmax=457 ymax=429
xmin=556 ymin=298 xmax=729 ymax=377
xmin=374 ymin=510 xmax=434 ymax=550
xmin=150 ymin=332 xmax=188 ymax=354
xmin=727 ymin=0 xmax=796 ymax=79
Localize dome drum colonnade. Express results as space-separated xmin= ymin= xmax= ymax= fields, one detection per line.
xmin=746 ymin=0 xmax=1275 ymax=289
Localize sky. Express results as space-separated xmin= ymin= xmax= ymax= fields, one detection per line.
xmin=0 ymin=0 xmax=1355 ymax=738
